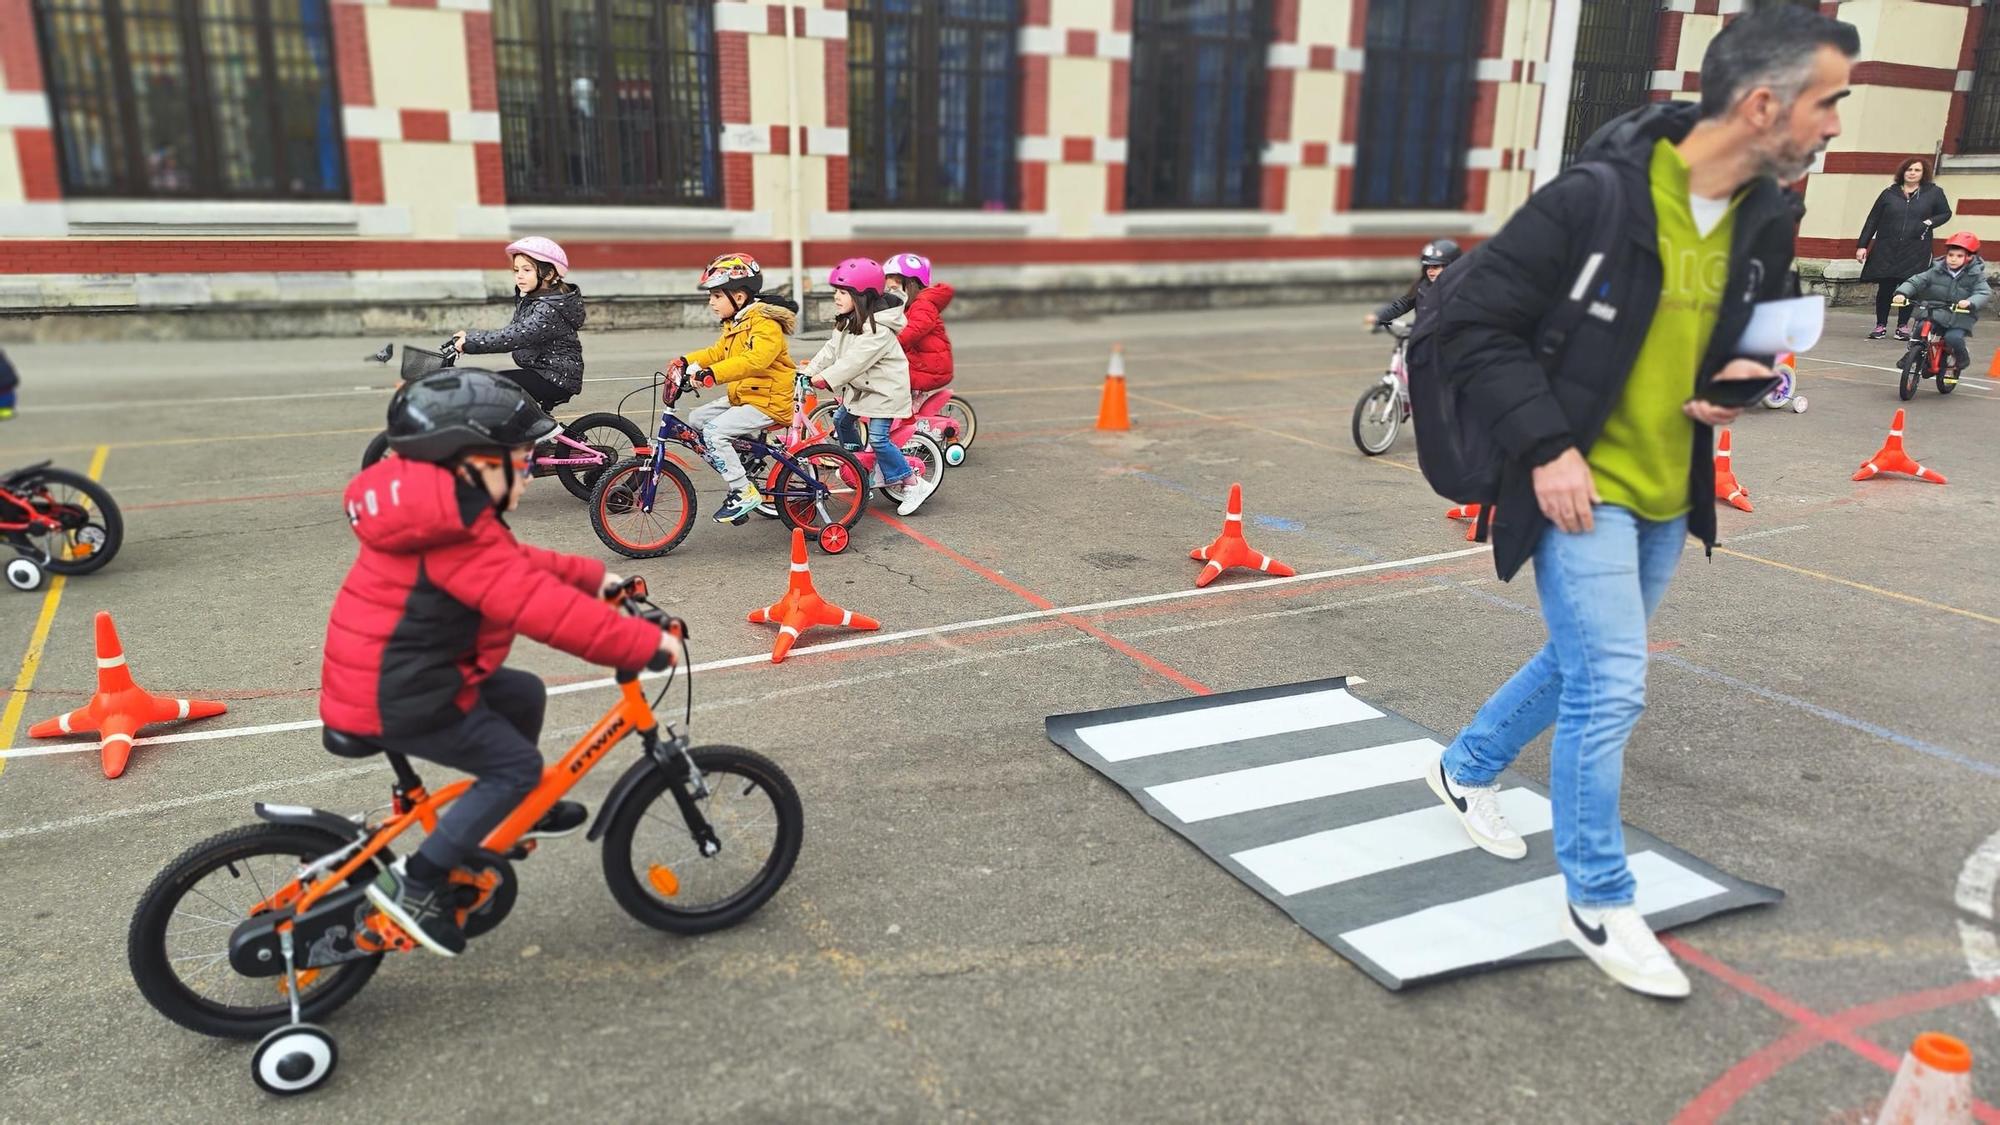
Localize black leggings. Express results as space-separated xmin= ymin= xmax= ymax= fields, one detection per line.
xmin=494 ymin=368 xmax=574 ymax=413
xmin=376 ymin=667 xmax=547 ymax=872
xmin=1874 ymin=280 xmax=1914 ymax=328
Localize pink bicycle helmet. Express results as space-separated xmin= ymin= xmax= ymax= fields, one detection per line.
xmin=883 ymin=252 xmax=932 ymax=286
xmin=505 ymin=236 xmax=569 ymax=277
xmin=828 ymin=257 xmax=886 ymax=296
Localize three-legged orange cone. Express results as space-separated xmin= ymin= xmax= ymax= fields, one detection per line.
xmin=28 ymin=611 xmax=226 ymax=778
xmin=1876 ymin=1032 xmax=1974 ymax=1124
xmin=1853 ymin=408 xmax=1948 ymax=484
xmin=749 ymin=528 xmax=879 ymax=663
xmin=1191 ymin=483 xmax=1296 ymax=588
xmin=1714 ymin=429 xmax=1753 ymax=512
xmin=1096 ymin=344 xmax=1130 ymax=431
xmin=1446 ymin=503 xmax=1488 ymax=541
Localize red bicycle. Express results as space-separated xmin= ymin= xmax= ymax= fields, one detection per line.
xmin=1894 ymin=300 xmax=1966 ymax=401
xmin=2 ymin=461 xmax=122 ymax=591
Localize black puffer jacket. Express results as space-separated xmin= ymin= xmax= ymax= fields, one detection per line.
xmin=1857 ymin=182 xmax=1951 ymax=283
xmin=1439 ymin=101 xmax=1797 ymax=582
xmin=460 ymin=287 xmax=586 ymax=396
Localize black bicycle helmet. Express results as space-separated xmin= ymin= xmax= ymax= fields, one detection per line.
xmin=1419 ymin=239 xmax=1463 ymax=268
xmin=384 ymin=370 xmax=558 ymax=463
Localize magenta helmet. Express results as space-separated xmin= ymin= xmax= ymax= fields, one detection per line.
xmin=505 ymin=236 xmax=569 ymax=277
xmin=883 ymin=252 xmax=932 ymax=286
xmin=828 ymin=257 xmax=886 ymax=295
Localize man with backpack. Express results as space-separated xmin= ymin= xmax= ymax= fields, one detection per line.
xmin=1421 ymin=6 xmax=1858 ymax=998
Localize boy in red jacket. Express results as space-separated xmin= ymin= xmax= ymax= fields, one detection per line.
xmin=321 ymin=370 xmax=682 ymax=956
xmin=884 ymin=252 xmax=954 ymax=395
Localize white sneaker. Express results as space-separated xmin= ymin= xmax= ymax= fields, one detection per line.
xmin=895 ymin=472 xmax=936 ymax=515
xmin=1561 ymin=904 xmax=1691 ymax=999
xmin=1426 ymin=757 xmax=1527 ymax=860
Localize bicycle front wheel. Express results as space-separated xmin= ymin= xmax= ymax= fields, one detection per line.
xmin=600 ymin=746 xmax=804 ymax=935
xmin=14 ymin=466 xmax=123 ymax=575
xmin=1351 ymin=384 xmax=1402 ymax=455
xmin=555 ymin=413 xmax=648 ymax=501
xmin=1897 ymin=353 xmax=1921 ymax=400
xmin=590 ymin=458 xmax=697 ymax=558
xmin=129 ymin=824 xmax=384 ymax=1040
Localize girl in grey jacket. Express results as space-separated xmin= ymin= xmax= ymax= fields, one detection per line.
xmin=804 ymin=257 xmax=936 ymax=515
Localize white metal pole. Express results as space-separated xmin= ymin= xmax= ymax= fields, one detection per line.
xmin=783 ymin=3 xmax=807 ymax=323
xmin=1532 ymin=0 xmax=1584 ymax=193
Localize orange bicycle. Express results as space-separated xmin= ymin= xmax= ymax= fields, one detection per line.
xmin=126 ymin=580 xmax=802 ymax=1096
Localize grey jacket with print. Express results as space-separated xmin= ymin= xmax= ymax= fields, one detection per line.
xmin=806 ymin=301 xmax=912 ymax=419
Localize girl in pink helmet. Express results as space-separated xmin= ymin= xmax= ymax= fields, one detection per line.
xmin=883 ymin=252 xmax=955 ymax=396
xmin=802 ymin=258 xmax=937 ymax=515
xmin=452 ymin=237 xmax=585 ymax=412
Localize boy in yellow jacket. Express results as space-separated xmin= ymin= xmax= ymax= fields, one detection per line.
xmin=674 ymin=253 xmax=801 ymax=522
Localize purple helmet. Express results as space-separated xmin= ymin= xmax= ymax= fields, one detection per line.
xmin=828 ymin=257 xmax=886 ymax=296
xmin=504 ymin=236 xmax=569 ymax=276
xmin=883 ymin=252 xmax=932 ymax=286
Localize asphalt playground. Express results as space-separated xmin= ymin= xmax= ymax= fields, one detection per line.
xmin=0 ymin=302 xmax=1996 ymax=1122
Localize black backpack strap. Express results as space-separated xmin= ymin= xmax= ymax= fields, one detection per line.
xmin=1536 ymin=162 xmax=1627 ymax=359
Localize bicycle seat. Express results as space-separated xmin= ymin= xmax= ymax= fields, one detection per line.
xmin=322 ymin=729 xmax=382 ymax=759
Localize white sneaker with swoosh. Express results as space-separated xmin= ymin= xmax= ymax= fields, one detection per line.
xmin=1426 ymin=757 xmax=1527 ymax=860
xmin=1561 ymin=904 xmax=1691 ymax=999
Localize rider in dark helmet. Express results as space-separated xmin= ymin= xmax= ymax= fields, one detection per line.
xmin=1366 ymin=238 xmax=1464 ymax=327
xmin=322 ymin=370 xmax=684 ymax=957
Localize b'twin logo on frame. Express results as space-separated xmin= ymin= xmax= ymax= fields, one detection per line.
xmin=568 ymin=724 xmax=621 ymax=775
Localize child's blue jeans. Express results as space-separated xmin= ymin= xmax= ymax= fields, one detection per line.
xmin=834 ymin=407 xmax=914 ymax=484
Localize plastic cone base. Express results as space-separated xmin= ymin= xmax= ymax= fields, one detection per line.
xmin=26 ymin=611 xmax=228 ymax=778
xmin=748 ymin=528 xmax=880 ymax=663
xmin=1189 ymin=483 xmax=1296 ymax=588
xmin=1445 ymin=504 xmax=1483 ymax=522
xmin=1853 ymin=409 xmax=1948 ymax=484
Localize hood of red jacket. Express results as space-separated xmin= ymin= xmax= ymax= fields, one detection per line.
xmin=917 ymin=283 xmax=953 ymax=313
xmin=343 ymin=456 xmax=488 ymax=554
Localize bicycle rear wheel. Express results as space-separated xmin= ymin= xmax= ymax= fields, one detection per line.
xmin=590 ymin=458 xmax=698 ymax=558
xmin=13 ymin=466 xmax=123 ymax=575
xmin=937 ymin=396 xmax=978 ymax=451
xmin=771 ymin=444 xmax=868 ymax=540
xmin=600 ymin=746 xmax=803 ymax=935
xmin=555 ymin=413 xmax=648 ymax=501
xmin=130 ymin=824 xmax=384 ymax=1040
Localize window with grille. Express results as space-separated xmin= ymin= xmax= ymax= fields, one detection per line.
xmin=847 ymin=0 xmax=1017 ymax=210
xmin=1354 ymin=0 xmax=1483 ymax=210
xmin=32 ymin=0 xmax=346 ymax=199
xmin=493 ymin=0 xmax=719 ymax=206
xmin=1964 ymin=2 xmax=2000 ymax=154
xmin=1125 ymin=0 xmax=1270 ymax=209
xmin=1562 ymin=0 xmax=1657 ymax=166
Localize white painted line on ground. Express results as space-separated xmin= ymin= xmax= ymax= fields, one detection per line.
xmin=1235 ymin=788 xmax=1553 ymax=896
xmin=0 ymin=764 xmax=385 ymax=842
xmin=0 ymin=544 xmax=1492 ymax=760
xmin=1956 ymin=828 xmax=2000 ymax=1028
xmin=1145 ymin=737 xmax=1437 ymax=823
xmin=1078 ymin=686 xmax=1382 ymax=763
xmin=1722 ymin=524 xmax=1810 ymax=544
xmin=1805 ymin=354 xmax=1999 ymax=392
xmin=1339 ymin=850 xmax=1726 ymax=982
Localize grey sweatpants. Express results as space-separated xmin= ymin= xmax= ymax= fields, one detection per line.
xmin=687 ymin=398 xmax=776 ymax=489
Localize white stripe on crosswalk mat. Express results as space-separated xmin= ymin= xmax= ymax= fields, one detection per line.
xmin=1144 ymin=737 xmax=1441 ymax=823
xmin=1075 ymin=686 xmax=1382 ymax=763
xmin=1234 ymin=788 xmax=1554 ymax=896
xmin=1338 ymin=851 xmax=1727 ymax=982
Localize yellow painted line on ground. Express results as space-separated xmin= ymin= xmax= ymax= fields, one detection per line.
xmin=1716 ymin=546 xmax=2000 ymax=627
xmin=10 ymin=425 xmax=381 ymax=460
xmin=1128 ymin=391 xmax=1427 ymax=477
xmin=0 ymin=445 xmax=110 ymax=776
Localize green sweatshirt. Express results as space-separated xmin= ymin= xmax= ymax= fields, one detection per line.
xmin=1588 ymin=140 xmax=1738 ymax=521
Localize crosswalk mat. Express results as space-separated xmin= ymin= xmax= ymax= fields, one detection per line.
xmin=1045 ymin=675 xmax=1781 ymax=990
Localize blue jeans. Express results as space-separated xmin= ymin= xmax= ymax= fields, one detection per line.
xmin=1441 ymin=505 xmax=1686 ymax=908
xmin=834 ymin=407 xmax=914 ymax=485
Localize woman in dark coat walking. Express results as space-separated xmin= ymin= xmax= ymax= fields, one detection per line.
xmin=1857 ymin=157 xmax=1952 ymax=340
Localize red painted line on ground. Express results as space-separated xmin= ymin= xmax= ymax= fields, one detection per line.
xmin=123 ymin=488 xmax=345 ymax=513
xmin=1669 ymin=938 xmax=2000 ymax=1123
xmin=869 ymin=510 xmax=1213 ymax=695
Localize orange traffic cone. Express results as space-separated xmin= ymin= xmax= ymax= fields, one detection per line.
xmin=1714 ymin=429 xmax=1753 ymax=512
xmin=27 ymin=611 xmax=226 ymax=778
xmin=748 ymin=528 xmax=879 ymax=663
xmin=1876 ymin=1032 xmax=1974 ymax=1124
xmin=1988 ymin=344 xmax=2000 ymax=379
xmin=1853 ymin=408 xmax=1948 ymax=484
xmin=1445 ymin=504 xmax=1491 ymax=541
xmin=1096 ymin=344 xmax=1130 ymax=431
xmin=1191 ymin=483 xmax=1296 ymax=588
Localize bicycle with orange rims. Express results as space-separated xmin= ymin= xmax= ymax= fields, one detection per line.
xmin=126 ymin=579 xmax=803 ymax=1096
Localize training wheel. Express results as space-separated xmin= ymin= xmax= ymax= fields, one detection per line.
xmin=944 ymin=443 xmax=967 ymax=467
xmin=1790 ymin=395 xmax=1808 ymax=414
xmin=818 ymin=524 xmax=850 ymax=554
xmin=251 ymin=1023 xmax=338 ymax=1096
xmin=5 ymin=557 xmax=44 ymax=592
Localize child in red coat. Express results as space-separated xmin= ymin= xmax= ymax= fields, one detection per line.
xmin=884 ymin=252 xmax=954 ymax=395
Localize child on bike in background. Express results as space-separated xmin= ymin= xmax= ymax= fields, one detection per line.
xmin=1364 ymin=239 xmax=1462 ymax=327
xmin=884 ymin=252 xmax=954 ymax=397
xmin=0 ymin=349 xmax=17 ymax=420
xmin=804 ymin=258 xmax=936 ymax=515
xmin=668 ymin=253 xmax=803 ymax=524
xmin=1893 ymin=230 xmax=1990 ymax=380
xmin=453 ymin=237 xmax=586 ymax=414
xmin=321 ymin=369 xmax=684 ymax=957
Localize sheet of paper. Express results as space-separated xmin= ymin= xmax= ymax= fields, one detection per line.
xmin=1735 ymin=295 xmax=1825 ymax=355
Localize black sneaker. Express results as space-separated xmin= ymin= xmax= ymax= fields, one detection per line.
xmin=365 ymin=858 xmax=467 ymax=956
xmin=1867 ymin=325 xmax=1888 ymax=340
xmin=523 ymin=799 xmax=588 ymax=840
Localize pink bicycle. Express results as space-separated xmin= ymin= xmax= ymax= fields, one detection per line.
xmin=799 ymin=395 xmax=950 ymax=504
xmin=1351 ymin=321 xmax=1411 ymax=456
xmin=808 ymin=386 xmax=977 ymax=468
